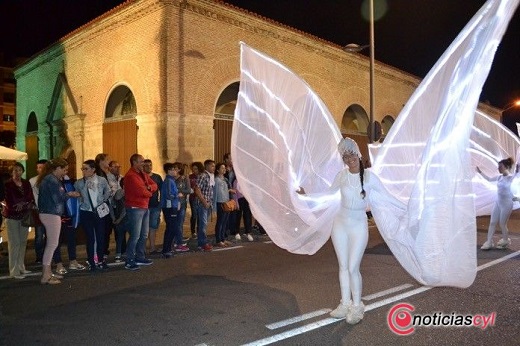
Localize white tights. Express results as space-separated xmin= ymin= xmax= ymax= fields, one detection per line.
xmin=331 ymin=209 xmax=368 ymax=306
xmin=487 ymin=197 xmax=512 ymax=242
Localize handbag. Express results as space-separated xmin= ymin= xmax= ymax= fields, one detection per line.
xmin=95 ymin=202 xmax=110 ymax=218
xmin=86 ymin=181 xmax=110 ymax=218
xmin=222 ymin=199 xmax=237 ymax=212
xmin=21 ymin=208 xmax=41 ymax=227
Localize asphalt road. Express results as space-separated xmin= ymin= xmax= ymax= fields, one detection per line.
xmin=0 ymin=214 xmax=519 ymax=345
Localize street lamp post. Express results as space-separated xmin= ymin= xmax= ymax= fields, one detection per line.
xmin=344 ymin=0 xmax=376 ymax=143
xmin=368 ymin=0 xmax=375 ymax=144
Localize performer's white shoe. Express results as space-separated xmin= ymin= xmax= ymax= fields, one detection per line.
xmin=346 ymin=303 xmax=365 ymax=325
xmin=480 ymin=240 xmax=494 ymax=250
xmin=330 ymin=301 xmax=351 ymax=319
xmin=496 ymin=238 xmax=511 ymax=249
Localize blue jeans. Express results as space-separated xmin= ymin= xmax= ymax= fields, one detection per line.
xmin=149 ymin=207 xmax=161 ymax=230
xmin=196 ymin=203 xmax=211 ymax=247
xmin=125 ymin=207 xmax=149 ymax=263
xmin=174 ymin=206 xmax=186 ymax=245
xmin=79 ymin=210 xmax=105 ymax=266
xmin=34 ymin=224 xmax=46 ymax=261
xmin=215 ymin=203 xmax=230 ymax=243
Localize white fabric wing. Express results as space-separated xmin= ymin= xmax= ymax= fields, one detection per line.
xmin=232 ymin=44 xmax=343 ymax=255
xmin=232 ymin=0 xmax=519 ymax=288
xmin=369 ymin=0 xmax=519 ymax=288
xmin=470 ymin=110 xmax=520 ymax=216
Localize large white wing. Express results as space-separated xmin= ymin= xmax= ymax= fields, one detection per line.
xmin=471 ymin=110 xmax=520 ymax=216
xmin=232 ymin=0 xmax=519 ymax=287
xmin=232 ymin=44 xmax=343 ymax=255
xmin=368 ymin=0 xmax=519 ymax=288
xmin=371 ymin=108 xmax=520 ymax=216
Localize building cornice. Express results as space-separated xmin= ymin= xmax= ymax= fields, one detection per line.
xmin=206 ymin=0 xmax=420 ymax=88
xmin=15 ymin=0 xmax=420 ymax=89
xmin=14 ymin=0 xmax=164 ymax=79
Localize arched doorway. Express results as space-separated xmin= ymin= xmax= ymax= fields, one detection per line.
xmin=214 ymin=82 xmax=239 ymax=161
xmin=381 ymin=115 xmax=395 ymax=141
xmin=103 ymin=85 xmax=138 ymax=173
xmin=25 ymin=112 xmax=39 ymax=179
xmin=341 ymin=104 xmax=370 ymax=159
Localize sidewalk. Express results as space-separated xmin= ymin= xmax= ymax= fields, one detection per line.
xmin=1 ymin=210 xmax=519 ymax=267
xmin=0 ymin=210 xmax=270 ymax=268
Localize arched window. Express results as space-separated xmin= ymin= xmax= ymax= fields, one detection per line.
xmin=103 ymin=85 xmax=138 ymax=173
xmin=27 ymin=112 xmax=38 ymax=133
xmin=381 ymin=115 xmax=395 ymax=138
xmin=105 ymin=85 xmax=137 ymax=119
xmin=341 ymin=104 xmax=370 ymax=159
xmin=341 ymin=104 xmax=369 ymax=134
xmin=214 ymin=82 xmax=239 ymax=161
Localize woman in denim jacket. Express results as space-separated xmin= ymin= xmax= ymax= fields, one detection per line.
xmin=37 ymin=158 xmax=80 ymax=284
xmin=74 ymin=160 xmax=111 ymax=271
xmin=214 ymin=162 xmax=236 ymax=247
xmin=173 ymin=162 xmax=191 ymax=252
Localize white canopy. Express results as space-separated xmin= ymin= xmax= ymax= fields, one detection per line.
xmin=0 ymin=145 xmax=28 ymax=160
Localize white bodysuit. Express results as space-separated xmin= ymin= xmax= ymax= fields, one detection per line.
xmin=484 ymin=174 xmax=515 ymax=242
xmin=329 ymin=168 xmax=369 ymax=306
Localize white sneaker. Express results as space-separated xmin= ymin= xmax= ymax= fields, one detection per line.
xmin=496 ymin=238 xmax=511 ymax=249
xmin=346 ymin=303 xmax=365 ymax=324
xmin=247 ymin=234 xmax=254 ymax=242
xmin=330 ymin=302 xmax=350 ymax=319
xmin=235 ymin=233 xmax=241 ymax=241
xmin=480 ymin=240 xmax=494 ymax=250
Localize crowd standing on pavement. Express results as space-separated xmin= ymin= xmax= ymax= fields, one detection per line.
xmin=0 ymin=152 xmax=265 ymax=284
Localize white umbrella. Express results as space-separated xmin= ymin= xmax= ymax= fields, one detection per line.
xmin=0 ymin=145 xmax=28 ymax=160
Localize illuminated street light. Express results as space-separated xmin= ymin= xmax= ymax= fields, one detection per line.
xmin=503 ymin=99 xmax=520 ymax=112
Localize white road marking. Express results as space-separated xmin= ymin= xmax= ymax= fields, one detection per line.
xmin=264 ymin=283 xmax=415 ymax=331
xmin=242 ymin=250 xmax=520 ymax=346
xmin=265 ymin=309 xmax=332 ymax=330
xmin=362 ymin=283 xmax=414 ymax=301
xmin=477 ymin=249 xmax=520 ymax=271
xmin=212 ymin=245 xmax=244 ymax=252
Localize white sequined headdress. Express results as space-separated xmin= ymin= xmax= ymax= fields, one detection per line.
xmin=337 ymin=137 xmax=361 ymax=158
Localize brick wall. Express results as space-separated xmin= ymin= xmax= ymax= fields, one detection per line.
xmin=14 ymin=0 xmax=422 ymax=172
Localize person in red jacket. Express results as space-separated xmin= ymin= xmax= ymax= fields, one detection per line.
xmin=123 ymin=153 xmax=158 ymax=270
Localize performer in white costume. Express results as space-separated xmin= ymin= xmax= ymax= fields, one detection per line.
xmin=327 ymin=138 xmax=369 ymax=323
xmin=298 ymin=137 xmax=369 ymax=323
xmin=232 ymin=1 xmax=520 ymax=328
xmin=477 ymin=158 xmax=518 ymax=250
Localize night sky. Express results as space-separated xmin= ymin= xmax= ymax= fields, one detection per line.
xmin=1 ymin=0 xmax=519 ymax=110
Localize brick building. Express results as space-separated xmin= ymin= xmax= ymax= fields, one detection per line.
xmin=13 ymin=0 xmax=501 ymax=179
xmin=0 ymin=54 xmax=20 ymax=176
